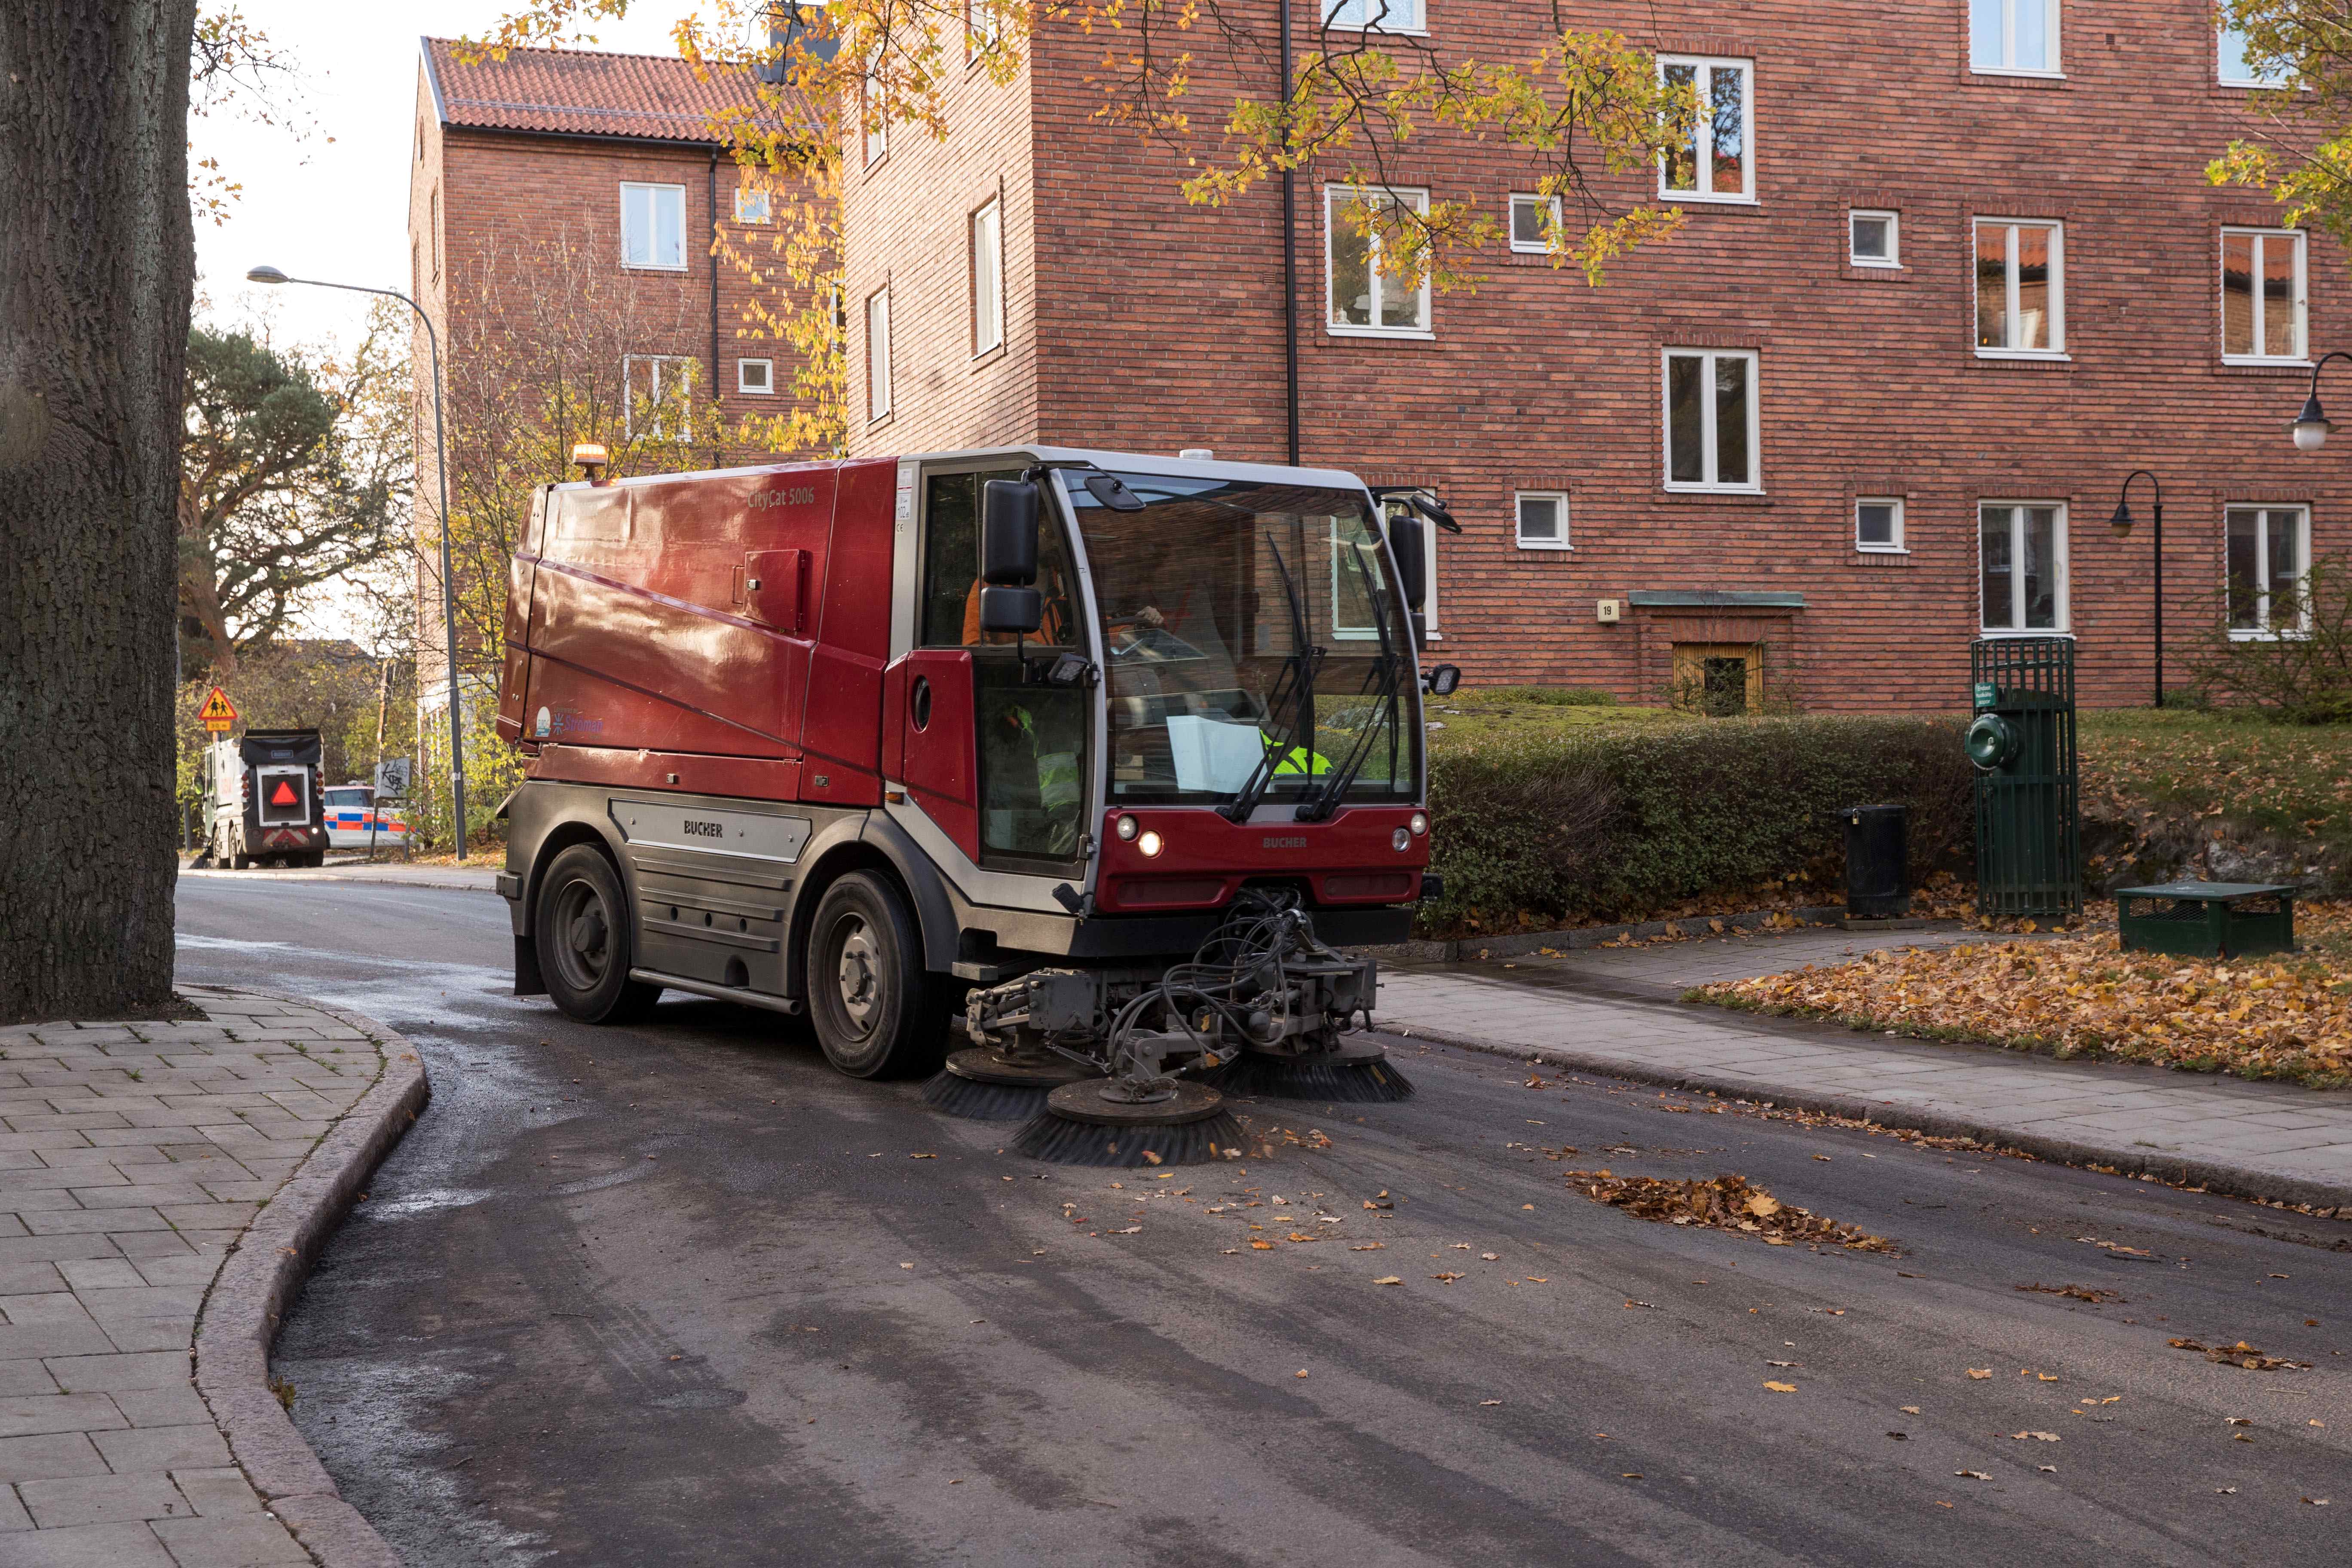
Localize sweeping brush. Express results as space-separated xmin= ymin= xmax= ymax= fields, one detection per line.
xmin=1011 ymin=1079 xmax=1248 ymax=1167
xmin=1210 ymin=1049 xmax=1415 ymax=1104
xmin=919 ymin=1047 xmax=1093 ymax=1122
xmin=1010 ymin=1106 xmax=1249 ymax=1168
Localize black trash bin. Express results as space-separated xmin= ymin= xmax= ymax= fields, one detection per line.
xmin=1841 ymin=804 xmax=1910 ymax=920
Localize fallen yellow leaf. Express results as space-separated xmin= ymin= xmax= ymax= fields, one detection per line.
xmin=1764 ymin=1381 xmax=1798 ymax=1393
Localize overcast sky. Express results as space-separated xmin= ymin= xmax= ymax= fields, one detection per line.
xmin=192 ymin=1 xmax=704 ymax=351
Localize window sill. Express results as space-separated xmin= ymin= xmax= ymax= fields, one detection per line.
xmin=1978 ymin=627 xmax=2074 ymax=639
xmin=1974 ymin=350 xmax=2072 ymax=365
xmin=1515 ymin=539 xmax=1573 ymax=552
xmin=971 ymin=342 xmax=1007 ymax=368
xmin=1322 ymin=22 xmax=1430 ymax=37
xmin=2229 ymin=628 xmax=2311 ymax=642
xmin=738 ymin=389 xmax=776 ymax=398
xmin=866 ymin=410 xmax=895 ymax=430
xmin=1326 ymin=325 xmax=1436 ymax=341
xmin=1661 ymin=191 xmax=1760 ymax=207
xmin=622 ymin=263 xmax=690 ymax=274
xmin=1850 ymin=550 xmax=1917 ymax=567
xmin=1658 ymin=485 xmax=1770 ymax=503
xmin=1969 ymin=66 xmax=2067 ymax=83
xmin=2220 ymin=355 xmax=2312 ymax=370
xmin=1856 ymin=545 xmax=1910 ymax=555
xmin=1849 ymin=257 xmax=1902 ymax=270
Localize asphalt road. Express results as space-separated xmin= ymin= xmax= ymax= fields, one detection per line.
xmin=175 ymin=876 xmax=2352 ymax=1566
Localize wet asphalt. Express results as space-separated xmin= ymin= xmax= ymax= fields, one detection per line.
xmin=174 ymin=876 xmax=2352 ymax=1566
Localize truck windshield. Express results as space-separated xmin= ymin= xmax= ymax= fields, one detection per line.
xmin=1067 ymin=471 xmax=1420 ymax=811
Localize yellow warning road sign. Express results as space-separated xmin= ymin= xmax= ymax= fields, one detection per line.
xmin=199 ymin=686 xmax=238 ymax=733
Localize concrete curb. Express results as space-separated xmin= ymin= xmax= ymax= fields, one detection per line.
xmin=1361 ymin=906 xmax=1851 ymax=964
xmin=191 ymin=991 xmax=431 ymax=1568
xmin=181 ymin=866 xmax=499 ymax=896
xmin=1388 ymin=1018 xmax=2352 ymax=1217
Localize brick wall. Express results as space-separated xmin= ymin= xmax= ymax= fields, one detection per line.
xmin=854 ymin=1 xmax=2352 ymax=711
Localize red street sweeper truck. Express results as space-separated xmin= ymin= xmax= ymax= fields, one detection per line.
xmin=494 ymin=445 xmax=1460 ymax=1165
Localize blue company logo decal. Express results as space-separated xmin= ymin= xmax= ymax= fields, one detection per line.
xmin=536 ymin=706 xmax=551 ymax=738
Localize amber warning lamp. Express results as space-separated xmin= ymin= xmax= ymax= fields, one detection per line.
xmin=572 ymin=442 xmax=610 ymax=484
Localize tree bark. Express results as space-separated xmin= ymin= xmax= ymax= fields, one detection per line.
xmin=0 ymin=0 xmax=200 ymax=1023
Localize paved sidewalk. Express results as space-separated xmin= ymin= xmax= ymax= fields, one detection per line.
xmin=0 ymin=990 xmax=384 ymax=1566
xmin=179 ymin=861 xmax=499 ymax=896
xmin=1377 ymin=928 xmax=2352 ymax=1209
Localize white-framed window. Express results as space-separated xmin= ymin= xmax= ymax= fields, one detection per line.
xmin=1326 ymin=185 xmax=1431 ymax=337
xmin=1850 ymin=209 xmax=1900 ymax=267
xmin=966 ymin=0 xmax=1007 ymax=55
xmin=971 ymin=196 xmax=1004 ymax=356
xmin=1515 ymin=491 xmax=1570 ymax=550
xmin=733 ymin=186 xmax=772 ymax=225
xmin=620 ymin=183 xmax=686 ymax=271
xmin=865 ymin=287 xmax=892 ymax=422
xmin=1974 ymin=219 xmax=2064 ymax=357
xmin=738 ymin=358 xmax=774 ymax=395
xmin=2219 ymin=24 xmax=2292 ymax=87
xmin=861 ymin=72 xmax=888 ymax=168
xmin=1662 ymin=348 xmax=1761 ymax=493
xmin=1978 ymin=502 xmax=2068 ymax=632
xmin=2226 ymin=505 xmax=2310 ymax=636
xmin=1509 ymin=193 xmax=1562 ymax=254
xmin=1971 ymin=0 xmax=2061 ymax=77
xmin=1322 ymin=0 xmax=1425 ymax=34
xmin=1856 ymin=497 xmax=1905 ymax=552
xmin=1659 ymin=56 xmax=1753 ymax=203
xmin=2221 ymin=227 xmax=2306 ymax=363
xmin=623 ymin=354 xmax=696 ymax=440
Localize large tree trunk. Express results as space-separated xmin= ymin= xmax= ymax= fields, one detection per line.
xmin=0 ymin=0 xmax=200 ymax=1023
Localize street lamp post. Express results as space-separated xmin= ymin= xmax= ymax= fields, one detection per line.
xmin=2106 ymin=471 xmax=2165 ymax=709
xmin=2288 ymin=349 xmax=2352 ymax=452
xmin=246 ymin=265 xmax=467 ymax=860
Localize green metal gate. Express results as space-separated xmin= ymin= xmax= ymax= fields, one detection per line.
xmin=1967 ymin=637 xmax=2080 ymax=919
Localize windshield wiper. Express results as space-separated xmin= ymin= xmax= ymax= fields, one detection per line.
xmin=1295 ymin=537 xmax=1402 ymax=822
xmin=1222 ymin=534 xmax=1320 ymax=824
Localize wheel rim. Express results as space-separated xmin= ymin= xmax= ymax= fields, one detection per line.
xmin=832 ymin=914 xmax=880 ymax=1037
xmin=551 ymin=878 xmax=616 ymax=992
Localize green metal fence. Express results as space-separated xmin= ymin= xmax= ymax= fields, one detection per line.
xmin=1969 ymin=637 xmax=2081 ymax=919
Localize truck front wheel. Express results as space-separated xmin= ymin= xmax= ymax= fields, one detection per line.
xmin=535 ymin=845 xmax=662 ymax=1024
xmin=804 ymin=871 xmax=947 ymax=1079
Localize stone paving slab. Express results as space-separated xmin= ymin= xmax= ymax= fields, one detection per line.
xmin=1377 ymin=928 xmax=2352 ymax=1210
xmin=0 ymin=991 xmax=389 ymax=1566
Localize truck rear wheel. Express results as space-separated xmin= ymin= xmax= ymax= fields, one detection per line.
xmin=535 ymin=845 xmax=661 ymax=1024
xmin=804 ymin=871 xmax=947 ymax=1080
xmin=229 ymin=829 xmax=251 ymax=871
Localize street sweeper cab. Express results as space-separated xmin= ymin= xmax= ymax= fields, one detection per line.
xmin=495 ymin=445 xmax=1460 ymax=1164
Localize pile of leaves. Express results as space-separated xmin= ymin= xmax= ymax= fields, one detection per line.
xmin=2167 ymin=1336 xmax=2312 ymax=1372
xmin=1695 ymin=911 xmax=2352 ymax=1088
xmin=1562 ymin=1170 xmax=1898 ymax=1253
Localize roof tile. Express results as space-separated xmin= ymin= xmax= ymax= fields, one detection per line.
xmin=424 ymin=37 xmax=798 ymax=143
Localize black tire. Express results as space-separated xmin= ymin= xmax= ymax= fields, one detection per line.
xmin=803 ymin=870 xmax=948 ymax=1079
xmin=229 ymin=830 xmax=251 ymax=871
xmin=535 ymin=844 xmax=662 ymax=1024
xmin=299 ymin=849 xmax=327 ymax=868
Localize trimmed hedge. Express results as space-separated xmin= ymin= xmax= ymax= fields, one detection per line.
xmin=1422 ymin=716 xmax=1976 ymax=935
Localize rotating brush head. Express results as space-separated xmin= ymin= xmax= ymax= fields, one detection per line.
xmin=1210 ymin=1051 xmax=1415 ymax=1104
xmin=1010 ymin=1106 xmax=1249 ymax=1168
xmin=916 ymin=1070 xmax=1055 ymax=1122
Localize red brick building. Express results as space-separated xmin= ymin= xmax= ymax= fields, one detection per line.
xmin=407 ymin=38 xmax=817 ymax=738
xmin=842 ymin=3 xmax=2346 ymax=710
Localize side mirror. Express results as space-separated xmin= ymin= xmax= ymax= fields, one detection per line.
xmin=1388 ymin=512 xmax=1427 ymax=613
xmin=1422 ymin=664 xmax=1461 ymax=698
xmin=979 ymin=585 xmax=1043 ymax=635
xmin=981 ymin=479 xmax=1038 ymax=585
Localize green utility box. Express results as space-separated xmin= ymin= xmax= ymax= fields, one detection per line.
xmin=1966 ymin=638 xmax=2081 ymax=920
xmin=2116 ymin=881 xmax=2297 ymax=960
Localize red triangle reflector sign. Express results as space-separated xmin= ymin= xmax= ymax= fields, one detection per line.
xmin=270 ymin=780 xmax=299 ymax=807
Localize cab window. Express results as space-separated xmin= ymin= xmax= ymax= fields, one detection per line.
xmin=919 ymin=469 xmax=1090 ymax=868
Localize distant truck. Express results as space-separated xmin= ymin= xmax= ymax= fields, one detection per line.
xmin=198 ymin=729 xmax=328 ymax=869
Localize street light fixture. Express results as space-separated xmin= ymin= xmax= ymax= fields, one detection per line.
xmin=2289 ymin=349 xmax=2352 ymax=452
xmin=2107 ymin=470 xmax=2165 ymax=710
xmin=246 ymin=264 xmax=469 ymax=860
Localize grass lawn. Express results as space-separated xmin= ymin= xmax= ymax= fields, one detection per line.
xmin=2077 ymin=707 xmax=2352 ymax=868
xmin=1692 ymin=900 xmax=2352 ymax=1089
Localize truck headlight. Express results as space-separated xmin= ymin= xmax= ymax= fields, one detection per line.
xmin=1392 ymin=827 xmax=1412 ymax=852
xmin=1409 ymin=811 xmax=1428 ymax=836
xmin=1116 ymin=814 xmax=1139 ymax=841
xmin=1139 ymin=830 xmax=1164 ymax=858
